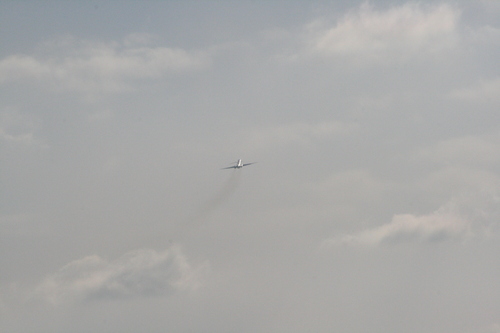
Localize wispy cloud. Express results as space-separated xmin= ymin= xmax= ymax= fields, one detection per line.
xmin=36 ymin=246 xmax=208 ymax=304
xmin=325 ymin=204 xmax=470 ymax=247
xmin=0 ymin=35 xmax=209 ymax=94
xmin=0 ymin=109 xmax=46 ymax=148
xmin=325 ymin=188 xmax=500 ymax=248
xmin=303 ymin=3 xmax=460 ymax=63
xmin=0 ymin=128 xmax=35 ymax=145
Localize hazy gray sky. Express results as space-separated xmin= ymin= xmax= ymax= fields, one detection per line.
xmin=1 ymin=1 xmax=500 ymax=332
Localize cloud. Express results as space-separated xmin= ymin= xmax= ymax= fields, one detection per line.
xmin=412 ymin=134 xmax=500 ymax=199
xmin=0 ymin=128 xmax=35 ymax=146
xmin=246 ymin=121 xmax=357 ymax=150
xmin=308 ymin=169 xmax=389 ymax=210
xmin=0 ymin=109 xmax=46 ymax=148
xmin=449 ymin=77 xmax=500 ymax=103
xmin=0 ymin=55 xmax=51 ymax=82
xmin=415 ymin=134 xmax=500 ymax=167
xmin=0 ymin=35 xmax=209 ymax=94
xmin=490 ymin=323 xmax=500 ymax=333
xmin=325 ymin=187 xmax=500 ymax=248
xmin=324 ymin=200 xmax=474 ymax=247
xmin=304 ymin=3 xmax=460 ymax=63
xmin=36 ymin=246 xmax=207 ymax=304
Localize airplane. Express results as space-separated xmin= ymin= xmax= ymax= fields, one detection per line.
xmin=221 ymin=159 xmax=256 ymax=169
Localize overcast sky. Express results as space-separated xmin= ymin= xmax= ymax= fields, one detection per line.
xmin=1 ymin=1 xmax=500 ymax=332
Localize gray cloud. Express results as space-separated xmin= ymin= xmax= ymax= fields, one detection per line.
xmin=1 ymin=1 xmax=499 ymax=332
xmin=36 ymin=246 xmax=207 ymax=304
xmin=490 ymin=323 xmax=500 ymax=333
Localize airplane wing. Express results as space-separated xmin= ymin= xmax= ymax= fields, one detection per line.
xmin=221 ymin=166 xmax=237 ymax=170
xmin=242 ymin=162 xmax=256 ymax=166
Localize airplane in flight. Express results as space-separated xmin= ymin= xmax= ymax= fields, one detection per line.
xmin=221 ymin=159 xmax=256 ymax=169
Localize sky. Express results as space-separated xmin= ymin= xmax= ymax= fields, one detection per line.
xmin=1 ymin=1 xmax=500 ymax=332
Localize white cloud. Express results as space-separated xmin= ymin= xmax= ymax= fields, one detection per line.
xmin=325 ymin=203 xmax=470 ymax=247
xmin=325 ymin=187 xmax=500 ymax=247
xmin=246 ymin=121 xmax=357 ymax=150
xmin=304 ymin=3 xmax=460 ymax=63
xmin=36 ymin=246 xmax=208 ymax=304
xmin=0 ymin=35 xmax=209 ymax=94
xmin=0 ymin=55 xmax=51 ymax=82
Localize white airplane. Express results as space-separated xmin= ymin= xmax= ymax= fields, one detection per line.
xmin=221 ymin=159 xmax=256 ymax=169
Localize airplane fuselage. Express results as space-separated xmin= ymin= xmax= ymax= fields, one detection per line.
xmin=221 ymin=159 xmax=256 ymax=170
